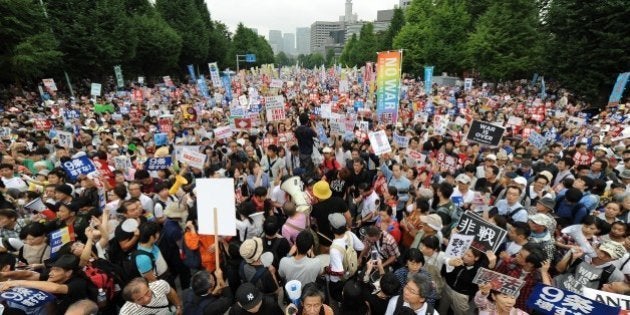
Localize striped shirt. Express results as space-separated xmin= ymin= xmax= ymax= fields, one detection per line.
xmin=119 ymin=280 xmax=174 ymax=315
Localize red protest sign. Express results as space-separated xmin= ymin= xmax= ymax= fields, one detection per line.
xmin=234 ymin=118 xmax=252 ymax=130
xmin=34 ymin=119 xmax=52 ymax=131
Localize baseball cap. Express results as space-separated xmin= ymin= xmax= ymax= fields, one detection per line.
xmin=455 ymin=174 xmax=472 ymax=184
xmin=485 ymin=154 xmax=497 ymax=161
xmin=236 ymin=283 xmax=263 ymax=311
xmin=599 ymin=241 xmax=627 ymax=260
xmin=513 ymin=177 xmax=528 ymax=186
xmin=328 ymin=213 xmax=346 ymax=230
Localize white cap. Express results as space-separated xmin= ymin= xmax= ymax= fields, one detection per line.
xmin=513 ymin=177 xmax=528 ymax=186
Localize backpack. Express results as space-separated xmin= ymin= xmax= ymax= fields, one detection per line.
xmin=263 ymin=237 xmax=284 ymax=267
xmin=329 ymin=232 xmax=358 ymax=281
xmin=239 ymin=261 xmax=268 ymax=288
xmin=182 ymin=290 xmax=214 ymax=315
xmin=506 ymin=207 xmax=526 ymax=225
xmin=84 ymin=262 xmax=117 ymax=306
xmin=122 ymin=250 xmax=156 ymax=281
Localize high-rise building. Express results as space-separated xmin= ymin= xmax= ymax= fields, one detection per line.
xmin=283 ymin=33 xmax=296 ymax=55
xmin=296 ymin=27 xmax=311 ymax=55
xmin=268 ymin=30 xmax=283 ymax=54
xmin=310 ymin=21 xmax=345 ymax=54
xmin=399 ymin=0 xmax=411 ymax=9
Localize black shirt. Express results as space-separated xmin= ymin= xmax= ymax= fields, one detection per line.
xmin=294 ymin=125 xmax=316 ymax=155
xmin=37 ymin=273 xmax=88 ymax=314
xmin=311 ymin=196 xmax=348 ymax=246
xmin=229 ymin=295 xmax=282 ymax=315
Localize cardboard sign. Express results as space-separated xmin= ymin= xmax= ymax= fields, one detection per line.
xmin=145 ymin=157 xmax=172 ymax=171
xmin=583 ymin=287 xmax=630 ymax=310
xmin=196 ymin=178 xmax=237 ymax=236
xmin=33 ymin=119 xmax=52 ymax=131
xmin=173 ymin=145 xmax=200 ymax=161
xmin=527 ymin=284 xmax=620 ymax=315
xmin=406 ymin=149 xmax=426 ymax=167
xmin=56 ymin=131 xmax=73 ymax=149
xmin=0 ymin=288 xmax=55 ymax=310
xmin=42 ymin=78 xmax=57 ymax=91
xmin=466 ymin=120 xmax=505 ymax=146
xmin=180 ymin=148 xmax=206 ymax=170
xmin=90 ymin=83 xmax=102 ymax=96
xmin=368 ymin=130 xmax=392 ymax=155
xmin=49 ymin=227 xmax=73 ymax=259
xmin=213 ymin=126 xmax=233 ymax=140
xmin=234 ymin=118 xmax=252 ymax=130
xmin=265 ymin=96 xmax=286 ymax=122
xmin=457 ymin=211 xmax=507 ymax=252
xmin=393 ymin=133 xmax=410 ymax=148
xmin=445 ymin=233 xmax=474 ymax=258
xmin=270 ymin=79 xmax=283 ymax=88
xmin=163 ymin=76 xmax=174 ymax=87
xmin=113 ymin=156 xmax=132 ymax=171
xmin=473 ymin=268 xmax=525 ymax=297
xmin=62 ymin=156 xmax=96 ymax=180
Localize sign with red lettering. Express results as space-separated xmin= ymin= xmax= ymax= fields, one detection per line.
xmin=34 ymin=119 xmax=52 ymax=131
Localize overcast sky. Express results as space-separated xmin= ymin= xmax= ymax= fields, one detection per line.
xmin=206 ymin=0 xmax=400 ymax=38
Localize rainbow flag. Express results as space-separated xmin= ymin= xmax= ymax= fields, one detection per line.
xmin=376 ymin=51 xmax=402 ymax=124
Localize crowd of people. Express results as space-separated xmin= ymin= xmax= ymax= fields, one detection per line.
xmin=0 ymin=66 xmax=627 ymax=315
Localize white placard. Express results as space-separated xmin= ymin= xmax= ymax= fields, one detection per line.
xmin=238 ymin=95 xmax=249 ymax=107
xmin=180 ymin=148 xmax=206 ymax=169
xmin=173 ymin=145 xmax=201 ymax=160
xmin=270 ymin=79 xmax=283 ymax=88
xmin=214 ymin=126 xmax=233 ymax=140
xmin=445 ymin=233 xmax=474 ymax=258
xmin=368 ymin=130 xmax=392 ymax=155
xmin=196 ymin=178 xmax=237 ymax=236
xmin=57 ymin=131 xmax=73 ymax=149
xmin=583 ymin=287 xmax=630 ymax=310
xmin=90 ymin=83 xmax=102 ymax=96
xmin=321 ymin=103 xmax=332 ymax=119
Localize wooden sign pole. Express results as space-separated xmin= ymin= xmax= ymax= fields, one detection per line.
xmin=213 ymin=207 xmax=221 ymax=271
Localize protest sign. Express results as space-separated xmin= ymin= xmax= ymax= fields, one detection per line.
xmin=162 ymin=76 xmax=174 ymax=87
xmin=368 ymin=130 xmax=392 ymax=155
xmin=0 ymin=288 xmax=55 ymax=311
xmin=62 ymin=155 xmax=96 ymax=180
xmin=330 ymin=119 xmax=344 ymax=135
xmin=608 ymin=72 xmax=630 ymax=107
xmin=56 ymin=131 xmax=73 ymax=149
xmin=154 ymin=133 xmax=167 ymax=146
xmin=435 ymin=151 xmax=458 ymax=174
xmin=466 ymin=120 xmax=505 ymax=146
xmin=145 ymin=157 xmax=172 ymax=171
xmin=114 ymin=65 xmax=124 ymax=88
xmin=528 ymin=130 xmax=546 ymax=149
xmin=270 ymin=79 xmax=283 ymax=88
xmin=208 ymin=62 xmax=222 ymax=88
xmin=376 ymin=51 xmax=401 ymax=123
xmin=113 ymin=156 xmax=132 ymax=171
xmin=158 ymin=115 xmax=173 ymax=133
xmin=527 ymin=284 xmax=620 ymax=315
xmin=506 ymin=116 xmax=523 ymax=128
xmin=49 ymin=227 xmax=73 ymax=259
xmin=472 ymin=268 xmax=525 ymax=297
xmin=214 ymin=126 xmax=233 ymax=140
xmin=180 ymin=148 xmax=206 ymax=170
xmin=406 ymin=149 xmax=426 ymax=167
xmin=424 ymin=66 xmax=433 ymax=95
xmin=393 ymin=133 xmax=410 ymax=148
xmin=234 ymin=118 xmax=252 ymax=130
xmin=196 ymin=178 xmax=237 ymax=236
xmin=33 ymin=119 xmax=52 ymax=131
xmin=583 ymin=287 xmax=630 ymax=310
xmin=457 ymin=211 xmax=507 ymax=252
xmin=238 ymin=94 xmax=249 ymax=107
xmin=464 ymin=78 xmax=473 ymax=91
xmin=316 ymin=123 xmax=329 ymax=145
xmin=321 ymin=103 xmax=332 ymax=119
xmin=42 ymin=78 xmax=57 ymax=91
xmin=445 ymin=234 xmax=474 ymax=258
xmin=567 ymin=116 xmax=586 ymax=127
xmin=90 ymin=83 xmax=102 ymax=96
xmin=265 ymin=96 xmax=286 ymax=122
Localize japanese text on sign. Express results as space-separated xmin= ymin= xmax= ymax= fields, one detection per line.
xmin=472 ymin=268 xmax=525 ymax=297
xmin=457 ymin=212 xmax=507 ymax=252
xmin=62 ymin=156 xmax=96 ymax=180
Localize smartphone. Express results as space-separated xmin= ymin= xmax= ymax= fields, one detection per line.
xmin=287 ymin=306 xmax=298 ymax=315
xmin=371 ymin=250 xmax=378 ymax=261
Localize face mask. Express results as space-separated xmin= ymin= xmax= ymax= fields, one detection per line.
xmin=406 ymin=204 xmax=414 ymax=213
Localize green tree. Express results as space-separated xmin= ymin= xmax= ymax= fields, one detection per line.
xmin=308 ymin=53 xmax=325 ymax=68
xmin=325 ymin=48 xmax=336 ymax=66
xmin=275 ymin=52 xmax=291 ymax=66
xmin=229 ymin=24 xmax=274 ymax=69
xmin=354 ymin=23 xmax=378 ymax=65
xmin=128 ymin=10 xmax=182 ymax=76
xmin=0 ymin=0 xmax=62 ymax=82
xmin=466 ymin=0 xmax=543 ymax=81
xmin=545 ymin=0 xmax=630 ymax=104
xmin=156 ymin=0 xmax=209 ymax=65
xmin=208 ymin=21 xmax=232 ymax=68
xmin=381 ymin=7 xmax=405 ymax=51
xmin=340 ymin=34 xmax=358 ymax=66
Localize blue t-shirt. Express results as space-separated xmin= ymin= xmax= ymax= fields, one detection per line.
xmin=135 ymin=244 xmax=160 ymax=274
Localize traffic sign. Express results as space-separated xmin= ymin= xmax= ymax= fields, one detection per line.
xmin=245 ymin=54 xmax=256 ymax=63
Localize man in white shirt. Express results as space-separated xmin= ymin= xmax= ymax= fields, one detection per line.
xmin=354 ymin=183 xmax=379 ymax=227
xmin=0 ymin=164 xmax=27 ymax=192
xmin=451 ymin=174 xmax=475 ymax=209
xmin=386 ymin=273 xmax=439 ymax=314
xmin=495 ymin=185 xmax=528 ymax=223
xmin=326 ymin=213 xmax=364 ymax=302
xmin=128 ymin=182 xmax=154 ymax=215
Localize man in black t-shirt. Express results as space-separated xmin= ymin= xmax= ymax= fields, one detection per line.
xmin=310 ymin=180 xmax=351 ymax=250
xmin=294 ymin=113 xmax=317 ymax=177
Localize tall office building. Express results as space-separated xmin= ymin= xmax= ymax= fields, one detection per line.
xmin=268 ymin=30 xmax=283 ymax=54
xmin=283 ymin=33 xmax=296 ymax=55
xmin=310 ymin=21 xmax=345 ymax=54
xmin=399 ymin=0 xmax=411 ymax=9
xmin=296 ymin=27 xmax=311 ymax=55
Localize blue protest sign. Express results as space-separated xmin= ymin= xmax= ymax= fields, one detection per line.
xmin=64 ymin=110 xmax=79 ymax=121
xmin=316 ymin=123 xmax=329 ymax=145
xmin=527 ymin=284 xmax=619 ymax=315
xmin=245 ymin=54 xmax=256 ymax=63
xmin=424 ymin=66 xmax=434 ymax=95
xmin=187 ymin=64 xmax=197 ymax=82
xmin=62 ymin=156 xmax=96 ymax=180
xmin=145 ymin=157 xmax=172 ymax=171
xmin=154 ymin=133 xmax=167 ymax=146
xmin=354 ymin=100 xmax=364 ymax=112
xmin=197 ymin=75 xmax=209 ymax=98
xmin=222 ymin=76 xmax=232 ymax=101
xmin=528 ymin=130 xmax=546 ymax=149
xmin=0 ymin=288 xmax=56 ymax=311
xmin=608 ymin=72 xmax=630 ymax=106
xmin=531 ymin=73 xmax=539 ymax=86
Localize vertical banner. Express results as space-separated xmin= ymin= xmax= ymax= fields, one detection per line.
xmin=222 ymin=76 xmax=232 ymax=101
xmin=187 ymin=64 xmax=197 ymax=82
xmin=608 ymin=72 xmax=630 ymax=107
xmin=540 ymin=76 xmax=547 ymax=100
xmin=424 ymin=66 xmax=434 ymax=95
xmin=376 ymin=51 xmax=402 ymax=124
xmin=208 ymin=62 xmax=223 ymax=88
xmin=113 ymin=65 xmax=124 ymax=88
xmin=531 ymin=73 xmax=539 ymax=87
xmin=197 ymin=75 xmax=209 ymax=98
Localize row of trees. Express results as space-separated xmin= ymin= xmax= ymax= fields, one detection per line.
xmin=340 ymin=0 xmax=629 ymax=104
xmin=0 ymin=0 xmax=274 ymax=85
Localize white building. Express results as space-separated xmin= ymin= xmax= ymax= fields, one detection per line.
xmin=296 ymin=27 xmax=311 ymax=55
xmin=268 ymin=30 xmax=283 ymax=54
xmin=283 ymin=33 xmax=296 ymax=55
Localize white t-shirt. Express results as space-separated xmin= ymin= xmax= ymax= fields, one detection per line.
xmin=385 ymin=296 xmax=440 ymax=315
xmin=119 ymin=280 xmax=173 ymax=315
xmin=2 ymin=177 xmax=27 ymax=192
xmin=451 ymin=188 xmax=475 ymax=204
xmin=270 ymin=185 xmax=286 ymax=207
xmin=360 ymin=191 xmax=379 ymax=223
xmin=328 ymin=232 xmax=364 ymax=282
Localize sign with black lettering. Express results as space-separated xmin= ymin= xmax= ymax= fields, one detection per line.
xmin=466 ymin=120 xmax=505 ymax=146
xmin=473 ymin=268 xmax=525 ymax=297
xmin=456 ymin=211 xmax=507 ymax=252
xmin=583 ymin=287 xmax=630 ymax=310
